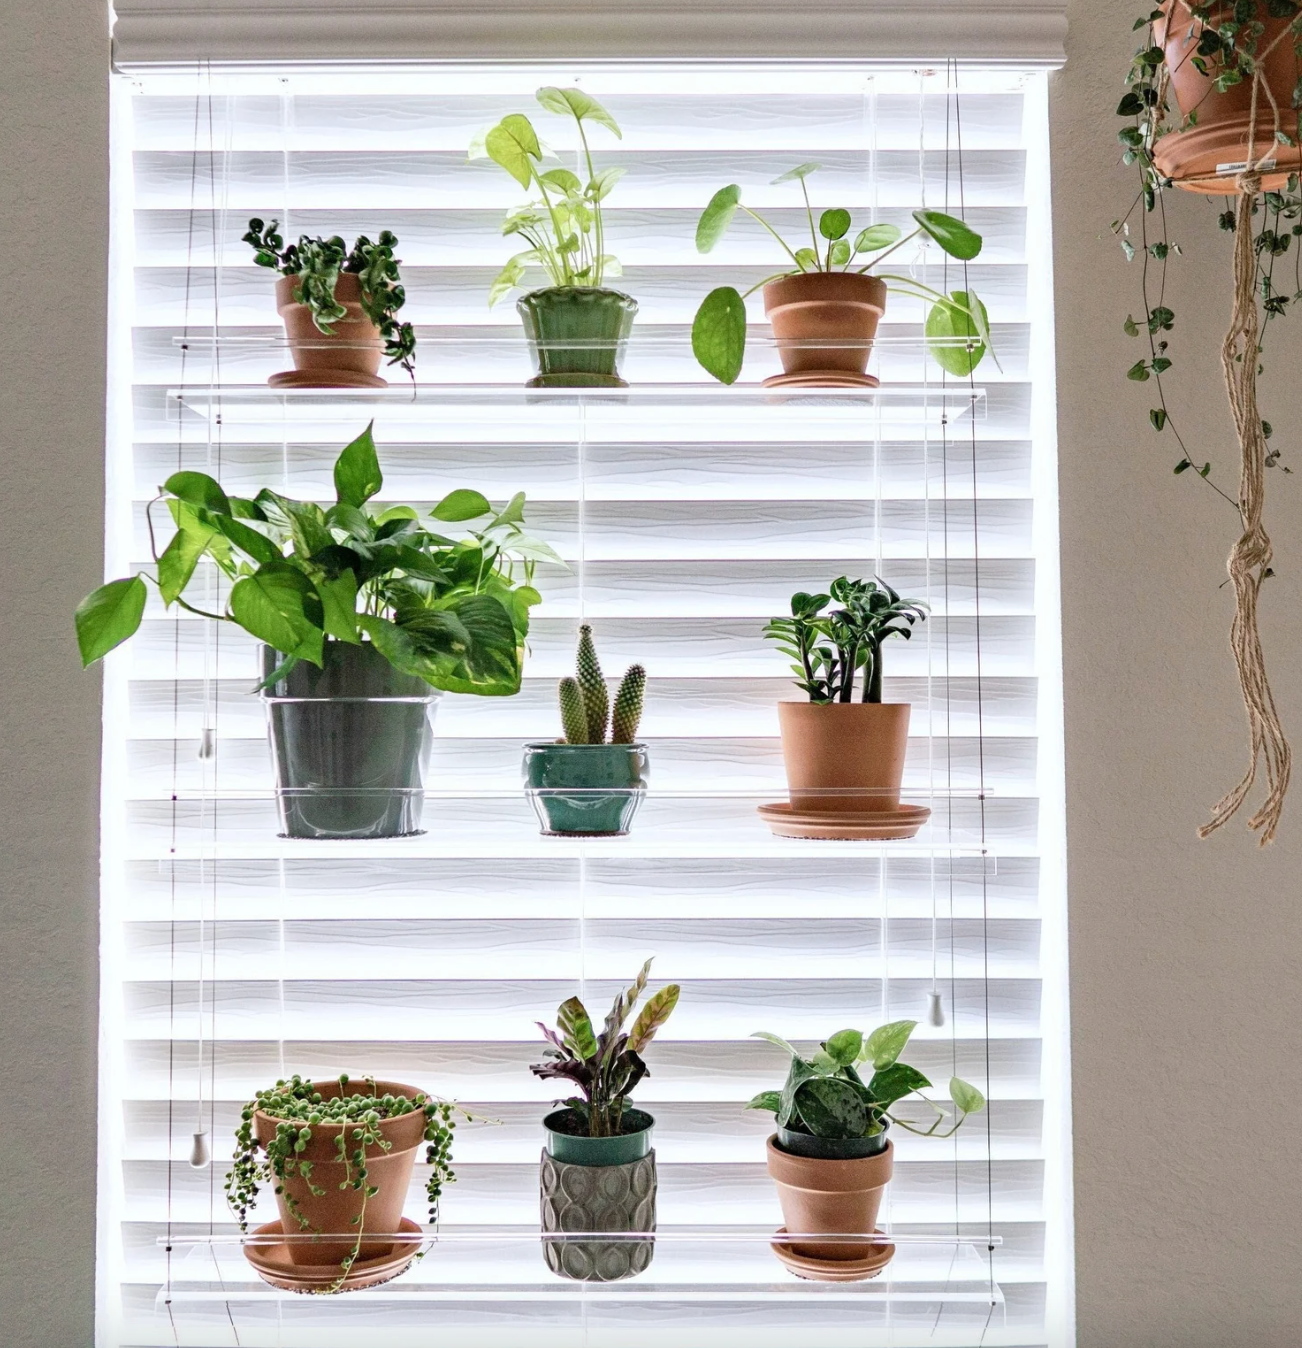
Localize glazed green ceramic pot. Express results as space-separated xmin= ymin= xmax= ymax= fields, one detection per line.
xmin=516 ymin=286 xmax=638 ymax=387
xmin=522 ymin=742 xmax=648 ymax=836
xmin=540 ymin=1109 xmax=657 ymax=1282
xmin=261 ymin=641 xmax=440 ymax=840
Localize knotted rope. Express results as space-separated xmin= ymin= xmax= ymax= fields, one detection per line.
xmin=1199 ymin=165 xmax=1292 ymax=844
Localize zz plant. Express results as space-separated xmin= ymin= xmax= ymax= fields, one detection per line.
xmin=244 ymin=220 xmax=417 ymax=376
xmin=557 ymin=624 xmax=646 ymax=744
xmin=74 ymin=423 xmax=559 ymax=695
xmin=531 ymin=959 xmax=680 ymax=1138
xmin=474 ymin=87 xmax=626 ymax=305
xmin=691 ymin=163 xmax=994 ymax=383
xmin=747 ymin=1023 xmax=985 ymax=1142
xmin=225 ymin=1074 xmax=464 ymax=1291
xmin=763 ymin=576 xmax=927 ymax=704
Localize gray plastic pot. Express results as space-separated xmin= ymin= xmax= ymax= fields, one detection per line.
xmin=261 ymin=641 xmax=440 ymax=839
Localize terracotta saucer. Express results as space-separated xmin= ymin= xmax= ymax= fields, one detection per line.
xmin=770 ymin=1226 xmax=895 ymax=1282
xmin=758 ymin=802 xmax=931 ymax=840
xmin=243 ymin=1216 xmax=423 ymax=1294
xmin=268 ymin=368 xmax=388 ymax=389
xmin=761 ymin=370 xmax=880 ymax=389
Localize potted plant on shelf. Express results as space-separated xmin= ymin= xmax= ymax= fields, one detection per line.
xmin=1115 ymin=3 xmax=1302 ymax=842
xmin=748 ymin=1023 xmax=984 ymax=1282
xmin=74 ymin=423 xmax=558 ymax=839
xmin=758 ymin=576 xmax=928 ymax=840
xmin=523 ymin=624 xmax=648 ymax=836
xmin=225 ymin=1073 xmax=465 ymax=1294
xmin=689 ymin=163 xmax=992 ymax=386
xmin=244 ymin=219 xmax=416 ymax=387
xmin=474 ymin=87 xmax=635 ymax=387
xmin=531 ymin=959 xmax=680 ymax=1282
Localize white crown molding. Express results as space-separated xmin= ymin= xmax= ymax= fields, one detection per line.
xmin=112 ymin=1 xmax=1068 ymax=68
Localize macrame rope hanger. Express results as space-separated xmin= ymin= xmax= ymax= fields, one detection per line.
xmin=1197 ymin=37 xmax=1292 ymax=845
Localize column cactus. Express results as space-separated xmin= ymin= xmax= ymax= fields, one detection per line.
xmin=557 ymin=627 xmax=646 ymax=745
xmin=558 ymin=676 xmax=590 ymax=746
xmin=576 ymin=624 xmax=609 ymax=743
xmin=611 ymin=665 xmax=645 ymax=744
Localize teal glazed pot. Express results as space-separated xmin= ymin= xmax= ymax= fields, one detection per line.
xmin=523 ymin=742 xmax=648 ymax=836
xmin=516 ymin=286 xmax=638 ymax=387
xmin=261 ymin=641 xmax=440 ymax=840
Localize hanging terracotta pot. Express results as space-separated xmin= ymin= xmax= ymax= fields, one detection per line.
xmin=762 ymin=271 xmax=886 ymax=388
xmin=1154 ymin=1 xmax=1302 ymax=193
xmin=270 ymin=273 xmax=387 ymax=388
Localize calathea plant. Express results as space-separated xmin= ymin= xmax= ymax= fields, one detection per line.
xmin=531 ymin=959 xmax=680 ymax=1137
xmin=244 ymin=220 xmax=417 ymax=375
xmin=691 ymin=163 xmax=994 ymax=384
xmin=474 ymin=87 xmax=626 ymax=304
xmin=763 ymin=576 xmax=927 ymax=704
xmin=747 ymin=1023 xmax=985 ymax=1141
xmin=558 ymin=624 xmax=646 ymax=744
xmin=74 ymin=423 xmax=558 ymax=695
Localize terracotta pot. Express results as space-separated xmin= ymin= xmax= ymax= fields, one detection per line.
xmin=762 ymin=271 xmax=886 ymax=384
xmin=776 ymin=700 xmax=910 ymax=813
xmin=1154 ymin=1 xmax=1302 ymax=193
xmin=272 ymin=273 xmax=387 ymax=387
xmin=253 ymin=1078 xmax=427 ymax=1267
xmin=766 ymin=1134 xmax=894 ymax=1263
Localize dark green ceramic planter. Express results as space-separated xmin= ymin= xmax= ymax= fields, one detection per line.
xmin=261 ymin=641 xmax=440 ymax=840
xmin=516 ymin=286 xmax=638 ymax=387
xmin=776 ymin=1120 xmax=891 ymax=1160
xmin=540 ymin=1109 xmax=657 ymax=1282
xmin=522 ymin=742 xmax=648 ymax=836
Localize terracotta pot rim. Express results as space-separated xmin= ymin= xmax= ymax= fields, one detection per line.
xmin=766 ymin=1134 xmax=894 ymax=1190
xmin=763 ymin=271 xmax=887 ymax=299
xmin=778 ymin=699 xmax=911 ymax=708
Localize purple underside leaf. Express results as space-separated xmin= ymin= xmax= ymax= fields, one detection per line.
xmin=529 ymin=1059 xmax=593 ymax=1088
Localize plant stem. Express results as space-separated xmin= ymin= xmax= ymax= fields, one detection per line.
xmin=800 ymin=177 xmax=820 ymax=264
xmin=739 ymin=205 xmax=804 ymax=270
xmin=860 ymin=225 xmax=922 ymax=272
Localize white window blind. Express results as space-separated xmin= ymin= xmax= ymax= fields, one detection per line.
xmin=97 ymin=64 xmax=1071 ymax=1348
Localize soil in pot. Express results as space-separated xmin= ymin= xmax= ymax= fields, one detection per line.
xmin=1154 ymin=2 xmax=1302 ymax=193
xmin=776 ymin=701 xmax=910 ymax=814
xmin=271 ymin=273 xmax=387 ymax=388
xmin=523 ymin=741 xmax=648 ymax=836
xmin=766 ymin=1132 xmax=895 ymax=1272
xmin=540 ymin=1108 xmax=656 ymax=1282
xmin=516 ymin=286 xmax=638 ymax=387
xmin=762 ymin=271 xmax=886 ymax=388
xmin=262 ymin=641 xmax=440 ymax=840
xmin=253 ymin=1079 xmax=427 ymax=1269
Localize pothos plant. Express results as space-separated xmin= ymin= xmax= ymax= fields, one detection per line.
xmin=691 ymin=163 xmax=994 ymax=384
xmin=530 ymin=959 xmax=681 ymax=1138
xmin=472 ymin=87 xmax=626 ymax=306
xmin=746 ymin=1023 xmax=985 ymax=1143
xmin=244 ymin=220 xmax=417 ymax=376
xmin=74 ymin=423 xmax=560 ymax=695
xmin=225 ymin=1074 xmax=466 ymax=1292
xmin=763 ymin=576 xmax=928 ymax=704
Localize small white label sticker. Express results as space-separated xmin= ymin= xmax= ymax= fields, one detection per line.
xmin=1216 ymin=158 xmax=1277 ymax=175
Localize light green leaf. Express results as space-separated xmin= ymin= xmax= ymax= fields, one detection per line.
xmin=824 ymin=1028 xmax=864 ymax=1066
xmin=374 ymin=505 xmax=419 ymax=526
xmin=627 ymin=983 xmax=680 ymax=1052
xmin=491 ymin=491 xmax=527 ymax=529
xmin=860 ymin=1019 xmax=917 ymax=1070
xmin=751 ymin=1030 xmax=801 ymax=1059
xmin=164 ymin=471 xmax=230 ymax=515
xmin=485 ymin=114 xmax=541 ymax=189
xmin=793 ymin=247 xmax=818 ymax=271
xmin=506 ymin=537 xmax=565 ymax=566
xmin=333 ymin=422 xmax=383 ymax=508
xmin=829 ymin=239 xmax=851 ymax=267
xmin=692 ymin=286 xmax=747 ymax=385
xmin=950 ymin=1077 xmax=986 ymax=1115
xmin=210 ymin=512 xmax=282 ymax=566
xmin=488 ymin=255 xmax=529 ymax=308
xmin=540 ymin=167 xmax=582 ymax=193
xmin=819 ymin=208 xmax=851 ymax=241
xmin=746 ymin=1090 xmax=783 ymax=1113
xmin=431 ymin=488 xmax=493 ymax=522
xmin=854 ymin=222 xmax=903 ymax=253
xmin=772 ymin=162 xmax=821 ymax=184
xmin=229 ymin=564 xmax=323 ymax=663
xmin=913 ymin=208 xmax=983 ymax=261
xmin=696 ymin=184 xmax=742 ymax=254
xmin=315 ymin=570 xmax=360 ymax=644
xmin=597 ymin=253 xmax=623 ymax=277
xmin=466 ymin=126 xmax=490 ymax=160
xmin=557 ymin=995 xmax=599 ymax=1058
xmin=157 ymin=501 xmax=217 ymax=604
xmin=75 ymin=576 xmax=147 ymax=666
xmin=535 ymin=86 xmax=622 ymax=138
xmin=589 ymin=166 xmax=626 ymax=200
xmin=925 ymin=291 xmax=990 ymax=377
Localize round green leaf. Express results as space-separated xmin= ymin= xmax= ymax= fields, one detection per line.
xmin=912 ymin=208 xmax=983 ymax=261
xmin=829 ymin=240 xmax=851 ymax=267
xmin=853 ymin=222 xmax=902 ymax=253
xmin=819 ymin=208 xmax=851 ymax=241
xmin=164 ymin=471 xmax=230 ymax=515
xmin=75 ymin=575 xmax=147 ymax=666
xmin=691 ymin=286 xmax=747 ymax=384
xmin=772 ymin=162 xmax=821 ymax=184
xmin=485 ymin=114 xmax=541 ymax=189
xmin=696 ymin=184 xmax=742 ymax=254
xmin=925 ymin=291 xmax=989 ymax=377
xmin=431 ymin=488 xmax=493 ymax=522
xmin=824 ymin=1028 xmax=863 ymax=1066
xmin=860 ymin=1019 xmax=917 ymax=1070
xmin=535 ymin=86 xmax=622 ymax=138
xmin=950 ymin=1076 xmax=986 ymax=1115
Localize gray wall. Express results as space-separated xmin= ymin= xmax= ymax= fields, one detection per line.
xmin=1 ymin=2 xmax=1300 ymax=1345
xmin=0 ymin=0 xmax=108 ymax=1345
xmin=1053 ymin=1 xmax=1302 ymax=1344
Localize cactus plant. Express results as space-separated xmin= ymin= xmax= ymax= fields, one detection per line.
xmin=557 ymin=626 xmax=645 ymax=745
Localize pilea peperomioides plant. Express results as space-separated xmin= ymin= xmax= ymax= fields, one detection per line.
xmin=747 ymin=1023 xmax=985 ymax=1143
xmin=557 ymin=624 xmax=645 ymax=744
xmin=531 ymin=959 xmax=680 ymax=1138
xmin=244 ymin=220 xmax=417 ymax=375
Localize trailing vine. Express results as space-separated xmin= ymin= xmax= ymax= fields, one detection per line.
xmin=225 ymin=1074 xmax=464 ymax=1291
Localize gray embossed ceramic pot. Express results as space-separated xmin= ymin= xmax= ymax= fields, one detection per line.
xmin=539 ymin=1107 xmax=657 ymax=1282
